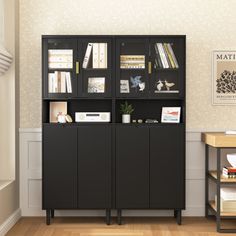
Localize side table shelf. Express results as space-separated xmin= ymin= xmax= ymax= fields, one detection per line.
xmin=202 ymin=132 xmax=236 ymax=233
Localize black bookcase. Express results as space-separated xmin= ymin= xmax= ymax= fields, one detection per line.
xmin=42 ymin=35 xmax=186 ymax=225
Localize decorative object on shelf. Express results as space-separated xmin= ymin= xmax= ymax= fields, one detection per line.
xmin=120 ymin=80 xmax=130 ymax=93
xmin=161 ymin=107 xmax=181 ymax=123
xmin=138 ymin=82 xmax=145 ymax=91
xmin=0 ymin=44 xmax=13 ymax=76
xmin=130 ymin=76 xmax=145 ymax=92
xmin=227 ymin=153 xmax=236 ymax=167
xmin=120 ymin=101 xmax=134 ymax=123
xmin=87 ymin=77 xmax=105 ymax=93
xmin=165 ymin=80 xmax=175 ymax=90
xmin=132 ymin=119 xmax=137 ymax=123
xmin=137 ymin=119 xmax=143 ymax=123
xmin=156 ymin=80 xmax=164 ymax=91
xmin=145 ymin=119 xmax=159 ymax=123
xmin=49 ymin=102 xmax=67 ymax=123
xmin=212 ymin=51 xmax=236 ymax=105
xmin=65 ymin=114 xmax=73 ymax=123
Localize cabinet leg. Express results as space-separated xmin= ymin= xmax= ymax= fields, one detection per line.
xmin=176 ymin=210 xmax=182 ymax=225
xmin=174 ymin=210 xmax=177 ymax=218
xmin=46 ymin=210 xmax=51 ymax=225
xmin=117 ymin=209 xmax=122 ymax=225
xmin=106 ymin=209 xmax=111 ymax=225
xmin=51 ymin=209 xmax=54 ymax=218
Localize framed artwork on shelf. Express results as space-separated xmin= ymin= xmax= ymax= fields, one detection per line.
xmin=87 ymin=77 xmax=105 ymax=93
xmin=212 ymin=51 xmax=236 ymax=105
xmin=161 ymin=107 xmax=181 ymax=123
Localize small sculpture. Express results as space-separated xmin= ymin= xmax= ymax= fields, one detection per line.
xmin=139 ymin=82 xmax=145 ymax=91
xmin=165 ymin=80 xmax=175 ymax=91
xmin=156 ymin=80 xmax=164 ymax=91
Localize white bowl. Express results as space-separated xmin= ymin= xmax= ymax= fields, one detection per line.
xmin=227 ymin=153 xmax=236 ymax=167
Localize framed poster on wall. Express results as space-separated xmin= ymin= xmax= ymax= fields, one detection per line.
xmin=212 ymin=51 xmax=236 ymax=105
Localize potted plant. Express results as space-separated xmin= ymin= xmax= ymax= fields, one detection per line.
xmin=120 ymin=101 xmax=134 ymax=123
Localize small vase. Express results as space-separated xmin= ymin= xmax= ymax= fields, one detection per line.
xmin=122 ymin=114 xmax=131 ymax=123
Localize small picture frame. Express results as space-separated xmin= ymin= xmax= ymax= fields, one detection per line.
xmin=161 ymin=107 xmax=181 ymax=123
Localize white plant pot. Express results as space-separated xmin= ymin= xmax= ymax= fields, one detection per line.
xmin=122 ymin=114 xmax=131 ymax=123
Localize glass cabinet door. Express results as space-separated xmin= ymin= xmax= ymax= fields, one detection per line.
xmin=116 ymin=38 xmax=149 ymax=98
xmin=77 ymin=37 xmax=112 ymax=98
xmin=43 ymin=38 xmax=78 ymax=98
xmin=149 ymin=37 xmax=185 ymax=98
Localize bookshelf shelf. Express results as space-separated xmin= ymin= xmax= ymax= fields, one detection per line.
xmin=42 ymin=35 xmax=186 ymax=226
xmin=209 ymin=201 xmax=236 ymax=217
xmin=208 ymin=171 xmax=236 ymax=183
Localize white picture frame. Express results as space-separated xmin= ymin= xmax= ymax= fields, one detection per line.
xmin=212 ymin=50 xmax=236 ymax=105
xmin=161 ymin=107 xmax=181 ymax=123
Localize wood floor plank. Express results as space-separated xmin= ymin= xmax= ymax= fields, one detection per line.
xmin=5 ymin=217 xmax=236 ymax=236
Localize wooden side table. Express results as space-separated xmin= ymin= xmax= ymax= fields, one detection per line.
xmin=202 ymin=132 xmax=236 ymax=233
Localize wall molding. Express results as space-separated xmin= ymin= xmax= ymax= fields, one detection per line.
xmin=19 ymin=128 xmax=206 ymax=217
xmin=0 ymin=208 xmax=21 ymax=236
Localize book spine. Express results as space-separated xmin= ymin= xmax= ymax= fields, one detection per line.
xmin=82 ymin=43 xmax=93 ymax=69
xmin=60 ymin=72 xmax=66 ymax=93
xmin=157 ymin=43 xmax=167 ymax=68
xmin=162 ymin=43 xmax=171 ymax=68
xmin=154 ymin=44 xmax=163 ymax=68
xmin=167 ymin=43 xmax=179 ymax=68
xmin=48 ymin=62 xmax=73 ymax=69
xmin=99 ymin=43 xmax=107 ymax=68
xmin=48 ymin=49 xmax=73 ymax=55
xmin=164 ymin=43 xmax=175 ymax=68
xmin=66 ymin=72 xmax=72 ymax=93
xmin=48 ymin=55 xmax=73 ymax=63
xmin=54 ymin=71 xmax=58 ymax=93
xmin=92 ymin=43 xmax=99 ymax=68
xmin=48 ymin=73 xmax=54 ymax=93
xmin=120 ymin=55 xmax=145 ymax=60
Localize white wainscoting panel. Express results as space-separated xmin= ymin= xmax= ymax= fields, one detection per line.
xmin=20 ymin=128 xmax=206 ymax=217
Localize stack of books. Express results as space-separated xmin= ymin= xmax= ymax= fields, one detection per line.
xmin=82 ymin=43 xmax=107 ymax=69
xmin=120 ymin=55 xmax=145 ymax=69
xmin=48 ymin=49 xmax=73 ymax=69
xmin=216 ymin=188 xmax=236 ymax=212
xmin=48 ymin=71 xmax=72 ymax=93
xmin=223 ymin=166 xmax=236 ymax=178
xmin=154 ymin=43 xmax=179 ymax=69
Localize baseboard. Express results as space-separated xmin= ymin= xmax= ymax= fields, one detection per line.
xmin=0 ymin=209 xmax=21 ymax=236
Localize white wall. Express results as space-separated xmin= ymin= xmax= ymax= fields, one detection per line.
xmin=19 ymin=0 xmax=236 ymax=130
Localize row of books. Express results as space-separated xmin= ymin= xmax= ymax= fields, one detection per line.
xmin=48 ymin=71 xmax=72 ymax=93
xmin=48 ymin=49 xmax=73 ymax=69
xmin=82 ymin=43 xmax=107 ymax=69
xmin=120 ymin=55 xmax=145 ymax=69
xmin=223 ymin=166 xmax=236 ymax=178
xmin=154 ymin=43 xmax=179 ymax=69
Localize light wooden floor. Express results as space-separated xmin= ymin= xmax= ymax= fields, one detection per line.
xmin=6 ymin=217 xmax=236 ymax=236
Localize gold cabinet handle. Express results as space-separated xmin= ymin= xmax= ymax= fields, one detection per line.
xmin=76 ymin=61 xmax=80 ymax=74
xmin=148 ymin=61 xmax=152 ymax=74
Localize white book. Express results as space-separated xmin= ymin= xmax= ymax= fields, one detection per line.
xmin=156 ymin=44 xmax=167 ymax=68
xmin=92 ymin=43 xmax=99 ymax=68
xmin=48 ymin=49 xmax=73 ymax=55
xmin=48 ymin=62 xmax=73 ymax=69
xmin=99 ymin=43 xmax=107 ymax=68
xmin=60 ymin=72 xmax=66 ymax=93
xmin=157 ymin=43 xmax=169 ymax=68
xmin=167 ymin=43 xmax=179 ymax=68
xmin=82 ymin=43 xmax=93 ymax=68
xmin=66 ymin=72 xmax=72 ymax=93
xmin=48 ymin=55 xmax=73 ymax=63
xmin=54 ymin=71 xmax=59 ymax=93
xmin=48 ymin=73 xmax=55 ymax=93
xmin=225 ymin=130 xmax=236 ymax=135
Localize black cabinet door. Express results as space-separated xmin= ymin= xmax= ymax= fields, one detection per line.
xmin=116 ymin=126 xmax=149 ymax=209
xmin=43 ymin=125 xmax=77 ymax=209
xmin=77 ymin=126 xmax=111 ymax=208
xmin=150 ymin=125 xmax=185 ymax=209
